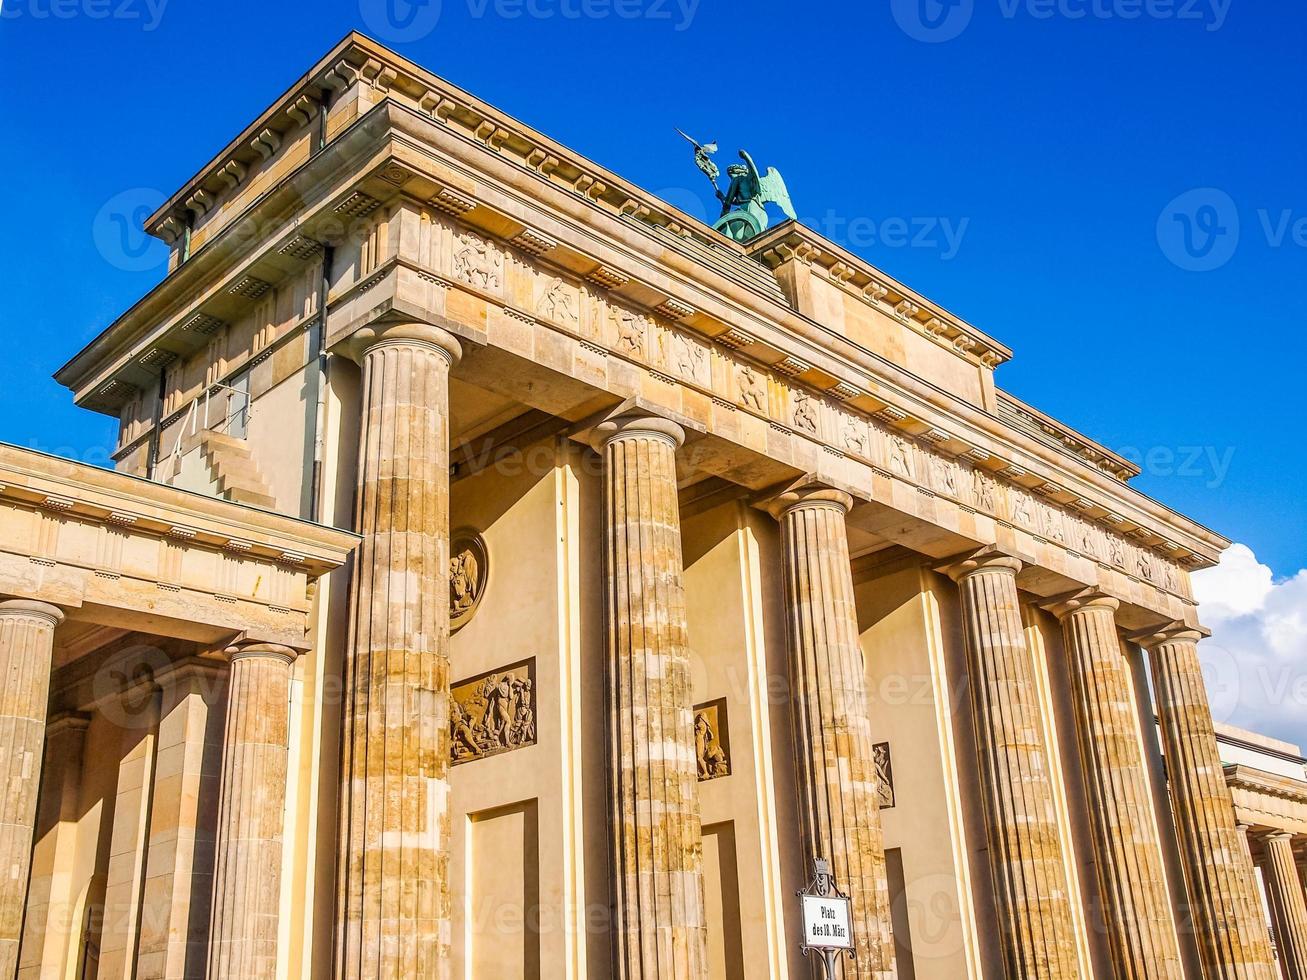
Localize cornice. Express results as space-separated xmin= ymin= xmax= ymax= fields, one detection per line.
xmin=747 ymin=223 xmax=1012 ymax=371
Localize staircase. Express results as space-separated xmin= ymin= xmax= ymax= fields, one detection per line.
xmin=199 ymin=430 xmax=278 ymax=509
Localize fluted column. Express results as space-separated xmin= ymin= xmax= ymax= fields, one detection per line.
xmin=769 ymin=485 xmax=895 ymax=979
xmin=1045 ymin=591 xmax=1184 ymax=978
xmin=334 ymin=322 xmax=461 ymax=980
xmin=0 ymin=599 xmax=63 ymax=978
xmin=1140 ymin=625 xmax=1277 ymax=979
xmin=1261 ymin=833 xmax=1307 ymax=980
xmin=942 ymin=551 xmax=1081 ymax=979
xmin=208 ymin=643 xmax=297 ymax=980
xmin=594 ymin=413 xmax=707 ymax=980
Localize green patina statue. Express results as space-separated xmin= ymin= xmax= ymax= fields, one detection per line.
xmin=677 ymin=129 xmax=797 ymax=242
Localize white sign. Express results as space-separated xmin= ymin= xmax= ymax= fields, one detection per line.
xmin=801 ymin=894 xmax=853 ymax=950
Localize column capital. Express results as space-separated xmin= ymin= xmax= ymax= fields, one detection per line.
xmin=1131 ymin=621 xmax=1211 ymax=649
xmin=1263 ymin=830 xmax=1296 ymax=844
xmin=339 ymin=320 xmax=462 ymax=366
xmin=590 ymin=411 xmax=685 ymax=452
xmin=224 ymin=641 xmax=297 ymax=666
xmin=1041 ymin=588 xmax=1120 ymax=621
xmin=757 ymin=479 xmax=853 ymax=520
xmin=0 ymin=598 xmax=65 ymax=627
xmin=937 ymin=545 xmax=1023 ymax=583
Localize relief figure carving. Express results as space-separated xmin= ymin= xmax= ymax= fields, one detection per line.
xmin=451 ymin=659 xmax=537 ymax=764
xmin=737 ymin=364 xmax=766 ymax=412
xmin=453 ymin=232 xmax=501 ymax=291
xmin=694 ymin=699 xmax=731 ymax=780
xmin=537 ymin=276 xmax=578 ymax=325
xmin=873 ymin=742 xmax=895 ymax=808
xmin=792 ymin=389 xmax=818 ymax=434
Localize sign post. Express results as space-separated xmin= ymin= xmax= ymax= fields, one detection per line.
xmin=798 ymin=858 xmax=854 ymax=978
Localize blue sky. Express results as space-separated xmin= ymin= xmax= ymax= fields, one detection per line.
xmin=0 ymin=0 xmax=1303 ymax=579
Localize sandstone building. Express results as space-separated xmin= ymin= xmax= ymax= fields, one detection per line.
xmin=2 ymin=31 xmax=1304 ymax=980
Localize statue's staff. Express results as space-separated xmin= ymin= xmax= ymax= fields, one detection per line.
xmin=675 ymin=128 xmax=724 ymax=202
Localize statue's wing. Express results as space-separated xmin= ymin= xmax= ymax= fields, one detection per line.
xmin=757 ymin=167 xmax=797 ymax=221
xmin=463 ymin=551 xmax=478 ymax=591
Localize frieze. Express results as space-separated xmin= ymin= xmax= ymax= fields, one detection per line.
xmin=421 ymin=207 xmax=1193 ymax=601
xmin=450 ymin=658 xmax=536 ymax=765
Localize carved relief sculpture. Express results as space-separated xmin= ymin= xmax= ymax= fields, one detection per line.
xmin=736 ymin=363 xmax=766 ymax=412
xmin=792 ymin=389 xmax=818 ymax=435
xmin=450 ymin=658 xmax=537 ymax=764
xmin=873 ymin=742 xmax=895 ymax=809
xmin=449 ymin=529 xmax=488 ymax=630
xmin=612 ymin=308 xmax=646 ymax=358
xmin=537 ymin=276 xmax=578 ymax=325
xmin=694 ymin=698 xmax=731 ymax=781
xmin=453 ymin=231 xmax=501 ymax=290
xmin=672 ymin=332 xmax=706 ymax=384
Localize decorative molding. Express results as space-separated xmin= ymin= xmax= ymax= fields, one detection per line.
xmin=228 ymin=275 xmax=271 ymax=300
xmin=654 ymin=298 xmax=695 ymax=321
xmin=585 ymin=265 xmax=629 ymax=290
xmin=333 ymin=191 xmax=383 ymax=218
xmin=431 ymin=186 xmax=477 ymax=217
xmin=181 ymin=312 xmax=227 ymax=336
xmin=277 ymin=234 xmax=324 ymax=261
xmin=511 ymin=228 xmax=557 ymax=256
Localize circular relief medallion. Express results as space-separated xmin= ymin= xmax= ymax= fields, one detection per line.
xmin=449 ymin=529 xmax=488 ymax=632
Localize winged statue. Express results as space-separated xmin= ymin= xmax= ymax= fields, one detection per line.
xmin=676 ymin=131 xmax=797 ymax=242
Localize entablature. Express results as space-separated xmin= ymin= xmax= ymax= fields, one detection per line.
xmin=0 ymin=443 xmax=357 ymax=649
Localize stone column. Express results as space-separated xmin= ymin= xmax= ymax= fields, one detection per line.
xmin=334 ymin=322 xmax=461 ymax=980
xmin=594 ymin=413 xmax=707 ymax=980
xmin=0 ymin=599 xmax=64 ymax=978
xmin=1140 ymin=626 xmax=1278 ymax=979
xmin=941 ymin=551 xmax=1082 ymax=979
xmin=767 ymin=485 xmax=894 ymax=978
xmin=208 ymin=643 xmax=297 ymax=980
xmin=1045 ymin=592 xmax=1184 ymax=979
xmin=1261 ymin=833 xmax=1307 ymax=980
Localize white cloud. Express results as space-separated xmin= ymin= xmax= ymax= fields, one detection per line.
xmin=1191 ymin=544 xmax=1307 ymax=750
